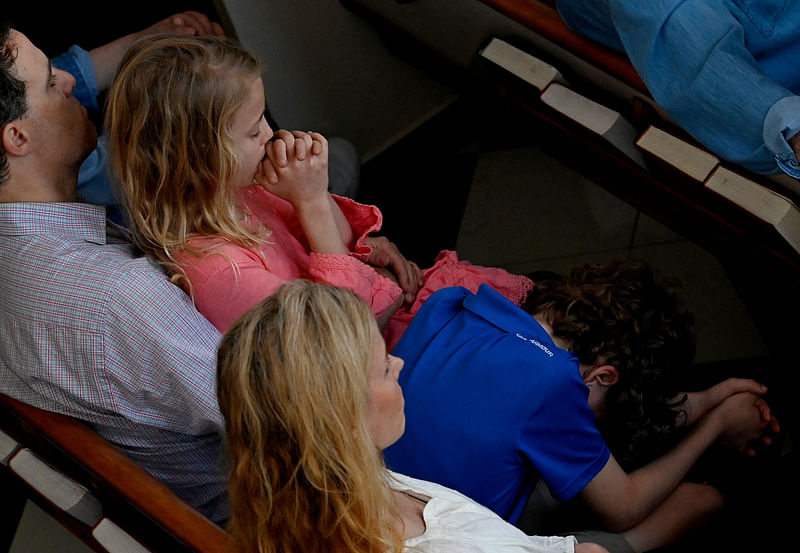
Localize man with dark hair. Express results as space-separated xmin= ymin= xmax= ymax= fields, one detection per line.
xmin=384 ymin=260 xmax=778 ymax=553
xmin=0 ymin=16 xmax=406 ymax=526
xmin=0 ymin=22 xmax=227 ymax=523
xmin=48 ymin=11 xmax=225 ymax=207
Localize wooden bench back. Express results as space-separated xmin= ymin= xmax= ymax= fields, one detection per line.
xmin=0 ymin=393 xmax=232 ymax=553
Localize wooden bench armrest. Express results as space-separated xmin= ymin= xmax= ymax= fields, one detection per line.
xmin=0 ymin=394 xmax=231 ymax=553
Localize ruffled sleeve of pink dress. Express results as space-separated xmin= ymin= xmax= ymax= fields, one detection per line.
xmin=174 ymin=185 xmax=532 ymax=344
xmin=173 ymin=186 xmax=403 ymax=332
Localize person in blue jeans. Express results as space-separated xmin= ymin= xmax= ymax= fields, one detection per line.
xmin=556 ymin=0 xmax=800 ymax=178
xmin=384 ymin=260 xmax=779 ymax=553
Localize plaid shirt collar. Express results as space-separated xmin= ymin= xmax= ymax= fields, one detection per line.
xmin=0 ymin=202 xmax=108 ymax=244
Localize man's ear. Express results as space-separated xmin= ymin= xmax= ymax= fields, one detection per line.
xmin=583 ymin=364 xmax=619 ymax=388
xmin=1 ymin=121 xmax=30 ymax=156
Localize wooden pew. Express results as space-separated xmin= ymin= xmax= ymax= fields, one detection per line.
xmin=341 ymin=0 xmax=800 ymax=289
xmin=471 ymin=0 xmax=800 ymax=283
xmin=0 ymin=393 xmax=232 ymax=553
xmin=477 ymin=0 xmax=646 ymax=93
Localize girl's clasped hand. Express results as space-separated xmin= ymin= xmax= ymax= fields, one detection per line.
xmin=256 ymin=129 xmax=328 ymax=191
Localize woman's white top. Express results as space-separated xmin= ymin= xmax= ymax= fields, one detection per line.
xmin=388 ymin=471 xmax=576 ymax=553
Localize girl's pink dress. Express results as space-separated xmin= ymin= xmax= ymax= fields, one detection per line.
xmin=176 ymin=186 xmax=532 ymax=350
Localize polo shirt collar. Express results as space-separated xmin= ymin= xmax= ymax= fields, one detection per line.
xmin=462 ymin=284 xmax=554 ymax=344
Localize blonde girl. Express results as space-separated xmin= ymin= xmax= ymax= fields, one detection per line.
xmin=107 ymin=35 xmax=532 ymax=350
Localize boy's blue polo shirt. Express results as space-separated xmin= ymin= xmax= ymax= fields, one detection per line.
xmin=384 ymin=284 xmax=609 ymax=523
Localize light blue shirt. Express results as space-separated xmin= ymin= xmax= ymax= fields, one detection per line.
xmin=557 ymin=0 xmax=800 ymax=177
xmin=52 ymin=46 xmax=118 ymax=206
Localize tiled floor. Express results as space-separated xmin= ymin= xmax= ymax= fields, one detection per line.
xmin=456 ymin=142 xmax=770 ymax=364
xmin=9 ymin=502 xmax=89 ymax=553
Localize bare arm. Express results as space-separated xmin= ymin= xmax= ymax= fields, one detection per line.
xmin=676 ymin=377 xmax=767 ymax=427
xmin=581 ymin=392 xmax=774 ymax=532
xmin=89 ymin=11 xmax=225 ymax=91
xmin=329 ymin=195 xmax=354 ymax=246
xmin=295 ymin=197 xmax=348 ymax=255
xmin=259 ymin=131 xmax=347 ymax=255
xmin=621 ymin=482 xmax=723 ymax=553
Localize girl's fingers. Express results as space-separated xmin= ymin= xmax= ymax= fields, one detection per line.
xmin=255 ymin=158 xmax=279 ymax=185
xmin=308 ymin=132 xmax=327 ymax=157
xmin=294 ymin=135 xmax=308 ymax=161
xmin=267 ymin=139 xmax=289 ymax=168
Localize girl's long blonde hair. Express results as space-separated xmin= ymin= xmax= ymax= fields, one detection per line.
xmin=105 ymin=34 xmax=266 ymax=282
xmin=216 ymin=280 xmax=404 ymax=553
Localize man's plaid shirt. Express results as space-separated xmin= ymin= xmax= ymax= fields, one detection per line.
xmin=0 ymin=202 xmax=228 ymax=523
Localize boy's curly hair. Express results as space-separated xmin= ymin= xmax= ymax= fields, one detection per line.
xmin=524 ymin=260 xmax=696 ymax=470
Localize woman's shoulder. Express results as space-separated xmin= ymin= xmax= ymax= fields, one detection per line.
xmin=390 ymin=471 xmax=577 ymax=553
xmin=387 ymin=471 xmax=461 ymax=503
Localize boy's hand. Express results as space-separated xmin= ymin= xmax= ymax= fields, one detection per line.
xmin=712 ymin=392 xmax=780 ymax=455
xmin=679 ymin=378 xmax=768 ymax=427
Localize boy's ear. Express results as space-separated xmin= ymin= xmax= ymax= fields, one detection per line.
xmin=1 ymin=121 xmax=30 ymax=156
xmin=584 ymin=364 xmax=619 ymax=388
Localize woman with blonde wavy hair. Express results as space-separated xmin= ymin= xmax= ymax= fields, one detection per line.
xmin=106 ymin=34 xmax=533 ymax=351
xmin=216 ymin=279 xmax=607 ymax=553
